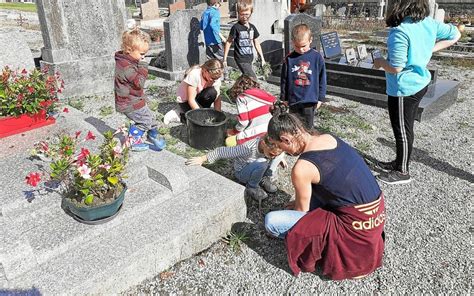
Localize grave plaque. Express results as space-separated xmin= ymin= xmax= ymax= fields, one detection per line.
xmin=320 ymin=31 xmax=342 ymax=59
xmin=345 ymin=48 xmax=357 ymax=65
xmin=357 ymin=44 xmax=368 ymax=60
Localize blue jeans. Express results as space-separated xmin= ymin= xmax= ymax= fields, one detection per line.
xmin=264 ymin=210 xmax=306 ymax=239
xmin=234 ymin=160 xmax=269 ymax=188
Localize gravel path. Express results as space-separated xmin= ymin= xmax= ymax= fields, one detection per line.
xmin=71 ymin=63 xmax=472 ymax=294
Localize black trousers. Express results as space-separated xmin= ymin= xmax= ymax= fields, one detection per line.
xmin=179 ymin=86 xmax=218 ymax=122
xmin=387 ymin=85 xmax=428 ymax=173
xmin=289 ymin=103 xmax=316 ymax=129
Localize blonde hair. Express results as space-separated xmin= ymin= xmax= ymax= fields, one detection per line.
xmin=291 ymin=24 xmax=312 ymax=42
xmin=184 ymin=58 xmax=224 ymax=80
xmin=121 ymin=28 xmax=151 ymax=54
xmin=237 ymin=0 xmax=253 ymax=13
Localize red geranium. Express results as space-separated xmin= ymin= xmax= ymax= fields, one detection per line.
xmin=25 ymin=172 xmax=42 ymax=187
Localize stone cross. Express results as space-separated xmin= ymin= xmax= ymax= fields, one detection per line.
xmin=378 ymin=0 xmax=385 ymax=19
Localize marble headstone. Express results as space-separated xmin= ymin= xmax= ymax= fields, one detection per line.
xmin=141 ymin=0 xmax=160 ymax=20
xmin=284 ymin=13 xmax=322 ymax=55
xmin=37 ymin=0 xmax=127 ymax=98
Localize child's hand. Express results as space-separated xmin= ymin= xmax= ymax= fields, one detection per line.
xmin=185 ymin=155 xmax=207 ymax=166
xmin=316 ymin=101 xmax=322 ymax=110
xmin=261 ymin=60 xmax=266 ymax=66
xmin=373 ymin=58 xmax=384 ymax=69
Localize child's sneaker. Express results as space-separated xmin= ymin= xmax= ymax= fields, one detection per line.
xmin=163 ymin=109 xmax=180 ymax=125
xmin=147 ymin=129 xmax=166 ymax=151
xmin=260 ymin=176 xmax=277 ymax=193
xmin=377 ymin=170 xmax=411 ymax=185
xmin=244 ymin=186 xmax=268 ymax=201
xmin=373 ymin=160 xmax=396 ymax=173
xmin=128 ymin=125 xmax=149 ymax=152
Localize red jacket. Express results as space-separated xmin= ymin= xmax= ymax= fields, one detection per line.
xmin=114 ymin=51 xmax=148 ymax=113
xmin=285 ymin=194 xmax=385 ymax=280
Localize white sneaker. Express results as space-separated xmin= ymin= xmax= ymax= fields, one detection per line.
xmin=163 ymin=109 xmax=180 ymax=125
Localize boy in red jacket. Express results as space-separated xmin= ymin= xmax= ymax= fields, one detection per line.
xmin=114 ymin=28 xmax=165 ymax=151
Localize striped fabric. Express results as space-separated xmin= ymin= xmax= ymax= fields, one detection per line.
xmin=206 ymin=137 xmax=267 ymax=172
xmin=114 ymin=51 xmax=148 ymax=113
xmin=234 ymin=88 xmax=276 ymax=145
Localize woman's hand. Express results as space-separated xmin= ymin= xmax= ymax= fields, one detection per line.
xmin=285 ymin=200 xmax=296 ymax=210
xmin=185 ymin=155 xmax=207 ymax=166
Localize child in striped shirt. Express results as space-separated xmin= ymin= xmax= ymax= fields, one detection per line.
xmin=185 ymin=136 xmax=286 ymax=202
xmin=226 ymin=75 xmax=276 ymax=147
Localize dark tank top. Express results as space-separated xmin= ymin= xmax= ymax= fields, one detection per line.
xmin=298 ymin=136 xmax=381 ymax=210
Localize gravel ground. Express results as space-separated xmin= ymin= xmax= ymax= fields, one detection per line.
xmin=69 ymin=63 xmax=472 ymax=294
xmin=7 ymin=27 xmax=472 ymax=294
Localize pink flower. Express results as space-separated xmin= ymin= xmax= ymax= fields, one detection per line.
xmin=25 ymin=172 xmax=42 ymax=187
xmin=27 ymin=86 xmax=34 ymax=94
xmin=63 ymin=107 xmax=69 ymax=113
xmin=113 ymin=125 xmax=128 ymax=136
xmin=74 ymin=131 xmax=81 ymax=139
xmin=21 ymin=68 xmax=28 ymax=75
xmin=76 ymin=148 xmax=90 ymax=161
xmin=99 ymin=164 xmax=111 ymax=170
xmin=39 ymin=141 xmax=49 ymax=152
xmin=113 ymin=145 xmax=123 ymax=155
xmin=17 ymin=93 xmax=24 ymax=101
xmin=85 ymin=131 xmax=96 ymax=141
xmin=77 ymin=164 xmax=91 ymax=179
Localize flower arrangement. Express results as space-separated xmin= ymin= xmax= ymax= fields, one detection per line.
xmin=0 ymin=66 xmax=64 ymax=118
xmin=26 ymin=128 xmax=129 ymax=206
xmin=149 ymin=28 xmax=164 ymax=42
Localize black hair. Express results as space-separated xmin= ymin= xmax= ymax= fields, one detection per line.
xmin=267 ymin=101 xmax=312 ymax=142
xmin=386 ymin=0 xmax=430 ymax=27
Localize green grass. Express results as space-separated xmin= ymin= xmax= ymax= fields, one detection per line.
xmin=148 ymin=100 xmax=159 ymax=112
xmin=221 ymin=230 xmax=249 ymax=252
xmin=147 ymin=85 xmax=159 ymax=93
xmin=68 ymin=99 xmax=85 ymax=111
xmin=0 ymin=3 xmax=37 ymax=12
xmin=147 ymin=74 xmax=157 ymax=80
xmin=99 ymin=106 xmax=114 ymax=117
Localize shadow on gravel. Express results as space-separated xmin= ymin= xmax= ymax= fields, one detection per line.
xmin=373 ymin=137 xmax=474 ymax=183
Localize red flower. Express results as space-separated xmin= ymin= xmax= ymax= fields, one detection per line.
xmin=85 ymin=131 xmax=96 ymax=141
xmin=17 ymin=93 xmax=24 ymax=101
xmin=25 ymin=172 xmax=42 ymax=187
xmin=77 ymin=148 xmax=90 ymax=160
xmin=63 ymin=107 xmax=69 ymax=113
xmin=21 ymin=68 xmax=28 ymax=75
xmin=39 ymin=141 xmax=49 ymax=152
xmin=74 ymin=131 xmax=81 ymax=139
xmin=27 ymin=86 xmax=34 ymax=94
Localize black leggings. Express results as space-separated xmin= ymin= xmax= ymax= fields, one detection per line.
xmin=179 ymin=86 xmax=218 ymax=122
xmin=289 ymin=103 xmax=316 ymax=129
xmin=387 ymin=85 xmax=428 ymax=173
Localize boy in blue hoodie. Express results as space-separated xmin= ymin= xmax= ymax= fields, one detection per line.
xmin=200 ymin=0 xmax=226 ymax=60
xmin=280 ymin=24 xmax=327 ymax=129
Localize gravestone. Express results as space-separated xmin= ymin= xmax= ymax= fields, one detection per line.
xmin=252 ymin=0 xmax=282 ymax=36
xmin=37 ymin=0 xmax=127 ymax=98
xmin=0 ymin=30 xmax=35 ymax=71
xmin=336 ymin=6 xmax=346 ymax=17
xmin=229 ymin=0 xmax=237 ymax=17
xmin=284 ymin=13 xmax=322 ymax=55
xmin=357 ymin=44 xmax=368 ymax=60
xmin=344 ymin=48 xmax=357 ymax=65
xmin=149 ymin=9 xmax=206 ymax=80
xmin=141 ymin=0 xmax=160 ymax=20
xmin=434 ymin=8 xmax=445 ymax=22
xmin=320 ymin=31 xmax=342 ymax=59
xmin=169 ymin=0 xmax=185 ymax=14
xmin=314 ymin=4 xmax=326 ymax=18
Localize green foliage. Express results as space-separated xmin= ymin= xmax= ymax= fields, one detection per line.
xmin=228 ymin=69 xmax=241 ymax=81
xmin=222 ymin=230 xmax=249 ymax=252
xmin=29 ymin=129 xmax=129 ymax=206
xmin=147 ymin=85 xmax=159 ymax=94
xmin=68 ymin=98 xmax=85 ymax=111
xmin=148 ymin=100 xmax=159 ymax=112
xmin=147 ymin=74 xmax=157 ymax=80
xmin=0 ymin=67 xmax=64 ymax=117
xmin=99 ymin=105 xmax=114 ymax=117
xmin=0 ymin=3 xmax=36 ymax=12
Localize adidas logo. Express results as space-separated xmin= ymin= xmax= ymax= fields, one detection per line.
xmin=352 ymin=212 xmax=386 ymax=230
xmin=354 ymin=197 xmax=382 ymax=216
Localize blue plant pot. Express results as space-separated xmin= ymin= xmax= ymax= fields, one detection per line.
xmin=62 ymin=184 xmax=127 ymax=224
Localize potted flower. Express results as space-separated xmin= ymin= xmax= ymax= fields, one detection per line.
xmin=25 ymin=128 xmax=130 ymax=224
xmin=0 ymin=66 xmax=64 ymax=138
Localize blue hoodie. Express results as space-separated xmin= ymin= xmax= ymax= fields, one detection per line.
xmin=200 ymin=6 xmax=221 ymax=46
